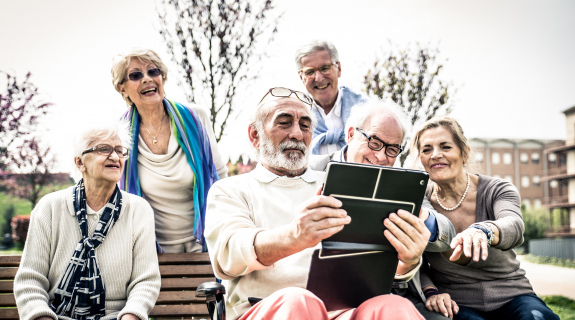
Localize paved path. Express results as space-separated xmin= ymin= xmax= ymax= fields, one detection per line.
xmin=518 ymin=255 xmax=575 ymax=300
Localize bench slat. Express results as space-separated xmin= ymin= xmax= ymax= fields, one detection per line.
xmin=0 ymin=267 xmax=18 ymax=280
xmin=0 ymin=256 xmax=21 ymax=267
xmin=161 ymin=277 xmax=216 ymax=290
xmin=156 ymin=290 xmax=206 ymax=304
xmin=0 ymin=293 xmax=16 ymax=307
xmin=150 ymin=303 xmax=209 ymax=317
xmin=0 ymin=307 xmax=19 ymax=320
xmin=0 ymin=281 xmax=14 ymax=294
xmin=157 ymin=252 xmax=211 ymax=264
xmin=159 ymin=264 xmax=214 ymax=277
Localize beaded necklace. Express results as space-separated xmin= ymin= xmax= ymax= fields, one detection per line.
xmin=434 ymin=171 xmax=470 ymax=211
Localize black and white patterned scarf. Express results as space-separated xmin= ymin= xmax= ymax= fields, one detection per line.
xmin=50 ymin=179 xmax=122 ymax=319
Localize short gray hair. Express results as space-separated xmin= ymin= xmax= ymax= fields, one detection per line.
xmin=345 ymin=99 xmax=407 ymax=145
xmin=111 ymin=48 xmax=169 ymax=106
xmin=73 ymin=119 xmax=132 ymax=159
xmin=294 ymin=40 xmax=340 ymax=70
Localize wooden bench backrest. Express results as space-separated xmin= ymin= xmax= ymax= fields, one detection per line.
xmin=0 ymin=253 xmax=216 ymax=320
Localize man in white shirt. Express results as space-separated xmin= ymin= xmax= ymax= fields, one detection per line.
xmin=295 ymin=40 xmax=366 ymax=155
xmin=204 ymin=87 xmax=429 ymax=320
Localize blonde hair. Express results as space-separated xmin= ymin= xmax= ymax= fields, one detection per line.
xmin=411 ymin=116 xmax=471 ymax=165
xmin=111 ymin=48 xmax=168 ymax=106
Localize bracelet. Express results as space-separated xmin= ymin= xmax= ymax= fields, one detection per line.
xmin=423 ymin=287 xmax=440 ymax=299
xmin=469 ymin=223 xmax=494 ymax=246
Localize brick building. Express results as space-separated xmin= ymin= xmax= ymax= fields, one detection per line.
xmin=469 ymin=138 xmax=563 ymax=210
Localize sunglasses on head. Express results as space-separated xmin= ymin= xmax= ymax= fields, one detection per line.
xmin=259 ymin=87 xmax=313 ymax=106
xmin=126 ymin=68 xmax=162 ymax=81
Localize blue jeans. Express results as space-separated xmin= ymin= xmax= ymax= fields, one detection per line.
xmin=454 ymin=294 xmax=559 ymax=320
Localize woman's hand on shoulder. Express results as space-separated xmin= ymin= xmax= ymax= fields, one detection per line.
xmin=425 ymin=292 xmax=459 ymax=319
xmin=449 ymin=227 xmax=489 ymax=262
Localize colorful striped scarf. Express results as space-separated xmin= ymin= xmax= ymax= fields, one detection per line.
xmin=120 ymin=98 xmax=219 ymax=251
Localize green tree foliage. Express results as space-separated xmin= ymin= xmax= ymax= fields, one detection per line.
xmin=364 ymin=43 xmax=456 ymax=166
xmin=521 ymin=205 xmax=551 ymax=253
xmin=0 ymin=205 xmax=15 ymax=236
xmin=157 ymin=0 xmax=281 ymax=141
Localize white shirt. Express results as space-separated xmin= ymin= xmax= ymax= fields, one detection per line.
xmin=316 ymin=88 xmax=344 ymax=155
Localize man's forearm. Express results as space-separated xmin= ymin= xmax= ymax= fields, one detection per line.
xmin=253 ymin=225 xmax=303 ymax=266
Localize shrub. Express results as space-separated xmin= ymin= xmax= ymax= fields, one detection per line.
xmin=521 ymin=206 xmax=550 ymax=253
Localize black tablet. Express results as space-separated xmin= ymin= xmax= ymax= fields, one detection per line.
xmin=321 ymin=162 xmax=429 ymax=251
xmin=306 ymin=249 xmax=398 ymax=311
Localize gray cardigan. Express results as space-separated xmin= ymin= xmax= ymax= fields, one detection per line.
xmin=421 ymin=174 xmax=534 ymax=312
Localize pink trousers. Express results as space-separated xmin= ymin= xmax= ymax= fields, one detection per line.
xmin=238 ymin=287 xmax=425 ymax=320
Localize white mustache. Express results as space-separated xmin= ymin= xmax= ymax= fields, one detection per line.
xmin=280 ymin=140 xmax=307 ymax=153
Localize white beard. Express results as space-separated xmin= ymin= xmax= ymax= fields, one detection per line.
xmin=259 ymin=134 xmax=309 ymax=175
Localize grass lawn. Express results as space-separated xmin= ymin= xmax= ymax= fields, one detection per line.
xmin=543 ymin=295 xmax=575 ymax=319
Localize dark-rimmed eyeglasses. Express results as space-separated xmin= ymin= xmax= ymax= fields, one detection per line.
xmin=299 ymin=63 xmax=337 ymax=79
xmin=82 ymin=144 xmax=130 ymax=159
xmin=259 ymin=87 xmax=313 ymax=106
xmin=126 ymin=68 xmax=162 ymax=82
xmin=355 ymin=128 xmax=403 ymax=158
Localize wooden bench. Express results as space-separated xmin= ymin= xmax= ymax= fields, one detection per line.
xmin=0 ymin=252 xmax=216 ymax=320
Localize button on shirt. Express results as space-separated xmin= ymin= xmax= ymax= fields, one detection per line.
xmin=315 ymin=88 xmax=344 ymax=155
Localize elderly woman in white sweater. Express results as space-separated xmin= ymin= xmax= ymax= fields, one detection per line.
xmin=14 ymin=120 xmax=161 ymax=320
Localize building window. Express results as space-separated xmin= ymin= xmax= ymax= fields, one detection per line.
xmin=561 ymin=154 xmax=567 ymax=165
xmin=503 ymin=152 xmax=512 ymax=165
xmin=550 ymin=180 xmax=558 ymax=188
xmin=492 ymin=152 xmax=501 ymax=164
xmin=493 ymin=174 xmax=502 ymax=180
xmin=521 ymin=176 xmax=530 ymax=188
xmin=561 ymin=180 xmax=569 ymax=188
xmin=532 ymin=175 xmax=541 ymax=187
xmin=532 ymin=153 xmax=540 ymax=164
xmin=548 ymin=153 xmax=557 ymax=164
xmin=533 ymin=198 xmax=542 ymax=209
xmin=475 ymin=152 xmax=484 ymax=163
xmin=520 ymin=153 xmax=528 ymax=164
xmin=504 ymin=175 xmax=513 ymax=183
xmin=522 ymin=198 xmax=531 ymax=209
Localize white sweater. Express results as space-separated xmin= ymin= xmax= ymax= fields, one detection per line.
xmin=205 ymin=165 xmax=324 ymax=319
xmin=14 ymin=187 xmax=161 ymax=320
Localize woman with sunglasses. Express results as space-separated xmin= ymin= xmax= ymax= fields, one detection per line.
xmin=14 ymin=120 xmax=160 ymax=320
xmin=111 ymin=48 xmax=227 ymax=253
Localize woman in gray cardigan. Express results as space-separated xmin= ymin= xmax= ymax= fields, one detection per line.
xmin=410 ymin=116 xmax=558 ymax=320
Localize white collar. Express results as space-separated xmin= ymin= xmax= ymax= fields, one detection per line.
xmin=314 ymin=87 xmax=342 ymax=117
xmin=253 ymin=163 xmax=318 ymax=183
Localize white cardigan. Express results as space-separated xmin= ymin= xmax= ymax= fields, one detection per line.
xmin=14 ymin=187 xmax=161 ymax=320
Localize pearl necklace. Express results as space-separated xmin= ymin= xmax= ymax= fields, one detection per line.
xmin=434 ymin=171 xmax=470 ymax=211
xmin=143 ymin=112 xmax=165 ymax=145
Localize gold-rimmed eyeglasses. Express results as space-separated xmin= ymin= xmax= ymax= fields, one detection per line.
xmin=299 ymin=63 xmax=337 ymax=79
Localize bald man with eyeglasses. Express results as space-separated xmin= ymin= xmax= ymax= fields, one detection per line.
xmin=204 ymin=88 xmax=428 ymax=320
xmin=295 ymin=40 xmax=366 ymax=156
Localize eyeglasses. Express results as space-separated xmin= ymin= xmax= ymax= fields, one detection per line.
xmin=82 ymin=144 xmax=130 ymax=159
xmin=259 ymin=87 xmax=313 ymax=106
xmin=299 ymin=63 xmax=337 ymax=79
xmin=355 ymin=128 xmax=403 ymax=158
xmin=126 ymin=68 xmax=162 ymax=81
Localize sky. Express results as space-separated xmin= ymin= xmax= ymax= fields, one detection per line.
xmin=1 ymin=0 xmax=575 ymax=173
